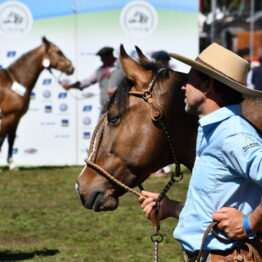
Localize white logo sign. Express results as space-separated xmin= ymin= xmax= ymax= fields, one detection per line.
xmin=0 ymin=1 xmax=33 ymax=38
xmin=120 ymin=1 xmax=158 ymax=38
xmin=43 ymin=90 xmax=52 ymax=99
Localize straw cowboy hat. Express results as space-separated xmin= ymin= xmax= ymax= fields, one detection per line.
xmin=169 ymin=43 xmax=262 ymax=97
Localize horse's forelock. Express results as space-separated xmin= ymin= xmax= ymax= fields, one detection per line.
xmin=107 ymin=77 xmax=133 ymax=115
xmin=107 ymin=62 xmax=169 ymax=115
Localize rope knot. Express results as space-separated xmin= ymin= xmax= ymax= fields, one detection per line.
xmin=150 ymin=102 xmax=163 ymax=122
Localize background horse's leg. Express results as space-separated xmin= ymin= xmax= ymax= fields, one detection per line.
xmin=7 ymin=124 xmax=19 ymax=171
xmin=0 ymin=134 xmax=6 ymax=149
xmin=0 ymin=135 xmax=6 ymax=171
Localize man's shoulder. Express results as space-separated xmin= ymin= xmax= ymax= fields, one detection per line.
xmin=220 ymin=115 xmax=260 ymax=137
xmin=221 ymin=115 xmax=261 ymax=143
xmin=253 ymin=66 xmax=262 ymax=74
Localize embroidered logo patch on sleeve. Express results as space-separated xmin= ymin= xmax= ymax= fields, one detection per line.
xmin=241 ymin=134 xmax=260 ymax=152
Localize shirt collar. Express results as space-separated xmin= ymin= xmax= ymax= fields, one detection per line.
xmin=199 ymin=104 xmax=242 ymax=127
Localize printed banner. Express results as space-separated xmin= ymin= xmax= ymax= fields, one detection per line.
xmin=0 ymin=0 xmax=198 ymax=166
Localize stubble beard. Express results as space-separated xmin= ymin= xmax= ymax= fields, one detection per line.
xmin=185 ymin=101 xmax=203 ymax=116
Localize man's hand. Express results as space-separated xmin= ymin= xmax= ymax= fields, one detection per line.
xmin=107 ymin=88 xmax=116 ymax=95
xmin=139 ymin=191 xmax=159 ymax=219
xmin=62 ymin=83 xmax=72 ymax=90
xmin=212 ymin=207 xmax=246 ymax=239
xmin=139 ymin=191 xmax=183 ymax=221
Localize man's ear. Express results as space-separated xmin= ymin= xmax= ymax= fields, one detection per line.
xmin=203 ymin=77 xmax=214 ymax=95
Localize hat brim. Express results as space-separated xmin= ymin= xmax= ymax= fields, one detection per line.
xmin=169 ymin=52 xmax=262 ymax=97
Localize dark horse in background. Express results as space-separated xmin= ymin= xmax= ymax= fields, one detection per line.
xmin=76 ymin=45 xmax=262 ymax=212
xmin=0 ymin=37 xmax=74 ymax=170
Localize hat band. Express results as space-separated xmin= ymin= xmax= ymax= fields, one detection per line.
xmin=196 ymin=57 xmax=245 ymax=86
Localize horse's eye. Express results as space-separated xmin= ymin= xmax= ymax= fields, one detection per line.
xmin=57 ymin=50 xmax=63 ymax=56
xmin=107 ymin=114 xmax=119 ymax=124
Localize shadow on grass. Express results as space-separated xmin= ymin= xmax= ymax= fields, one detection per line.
xmin=0 ymin=249 xmax=59 ymax=261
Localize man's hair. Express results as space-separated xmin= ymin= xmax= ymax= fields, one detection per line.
xmin=196 ymin=70 xmax=244 ymax=105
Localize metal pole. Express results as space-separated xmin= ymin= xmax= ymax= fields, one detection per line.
xmin=250 ymin=0 xmax=255 ymax=61
xmin=211 ymin=0 xmax=216 ymax=43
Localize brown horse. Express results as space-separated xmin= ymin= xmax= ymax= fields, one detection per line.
xmin=76 ymin=45 xmax=199 ymax=211
xmin=0 ymin=37 xmax=74 ymax=169
xmin=76 ymin=45 xmax=262 ymax=212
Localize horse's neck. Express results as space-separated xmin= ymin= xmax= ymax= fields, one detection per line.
xmin=242 ymin=97 xmax=262 ymax=133
xmin=7 ymin=45 xmax=45 ymax=91
xmin=167 ymin=88 xmax=198 ymax=170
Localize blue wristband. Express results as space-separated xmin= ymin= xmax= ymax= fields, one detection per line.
xmin=243 ymin=215 xmax=256 ymax=238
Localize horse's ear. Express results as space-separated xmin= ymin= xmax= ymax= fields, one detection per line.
xmin=42 ymin=36 xmax=51 ymax=51
xmin=119 ymin=44 xmax=152 ymax=88
xmin=135 ymin=46 xmax=152 ymax=65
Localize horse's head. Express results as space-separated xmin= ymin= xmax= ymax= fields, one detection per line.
xmin=42 ymin=36 xmax=74 ymax=75
xmin=76 ymin=45 xmax=196 ymax=212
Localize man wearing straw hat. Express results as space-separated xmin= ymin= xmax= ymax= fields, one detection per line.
xmin=139 ymin=43 xmax=262 ymax=261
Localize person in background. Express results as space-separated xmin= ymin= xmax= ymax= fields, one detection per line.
xmin=251 ymin=56 xmax=262 ymax=91
xmin=246 ymin=57 xmax=260 ymax=89
xmin=140 ymin=43 xmax=262 ymax=261
xmin=151 ymin=50 xmax=171 ymax=68
xmin=62 ymin=46 xmax=124 ymax=114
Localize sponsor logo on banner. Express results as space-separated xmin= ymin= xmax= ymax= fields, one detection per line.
xmin=40 ymin=122 xmax=55 ymax=126
xmin=29 ymin=108 xmax=39 ymax=112
xmin=24 ymin=148 xmax=37 ymax=154
xmin=80 ymin=146 xmax=88 ymax=153
xmin=30 ymin=91 xmax=36 ymax=99
xmin=83 ymin=131 xmax=91 ymax=139
xmin=12 ymin=148 xmax=18 ymax=154
xmin=61 ymin=119 xmax=69 ymax=126
xmin=58 ymin=92 xmax=67 ymax=99
xmin=0 ymin=1 xmax=33 ymax=38
xmin=43 ymin=90 xmax=51 ymax=99
xmin=7 ymin=50 xmax=16 ymax=57
xmin=120 ymin=1 xmax=158 ymax=38
xmin=83 ymin=105 xmax=92 ymax=112
xmin=45 ymin=105 xmax=52 ymax=113
xmin=54 ymin=134 xmax=70 ymax=139
xmin=83 ymin=116 xmax=92 ymax=126
xmin=59 ymin=103 xmax=68 ymax=112
xmin=42 ymin=78 xmax=52 ymax=85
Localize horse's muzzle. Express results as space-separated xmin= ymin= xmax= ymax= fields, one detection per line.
xmin=75 ymin=181 xmax=119 ymax=212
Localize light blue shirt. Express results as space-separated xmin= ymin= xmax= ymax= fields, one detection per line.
xmin=174 ymin=104 xmax=262 ymax=251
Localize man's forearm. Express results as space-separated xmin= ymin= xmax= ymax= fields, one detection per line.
xmin=162 ymin=198 xmax=184 ymax=219
xmin=249 ymin=198 xmax=262 ymax=233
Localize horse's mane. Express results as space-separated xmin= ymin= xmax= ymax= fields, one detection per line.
xmin=107 ymin=62 xmax=169 ymax=115
xmin=8 ymin=46 xmax=42 ymax=70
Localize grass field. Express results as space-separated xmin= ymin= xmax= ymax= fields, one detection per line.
xmin=0 ymin=166 xmax=191 ymax=262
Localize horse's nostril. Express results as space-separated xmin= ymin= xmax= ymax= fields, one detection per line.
xmin=79 ymin=194 xmax=86 ymax=206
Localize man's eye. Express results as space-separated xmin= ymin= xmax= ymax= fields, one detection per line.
xmin=108 ymin=114 xmax=119 ymax=124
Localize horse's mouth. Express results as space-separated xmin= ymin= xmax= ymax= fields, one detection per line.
xmin=63 ymin=66 xmax=74 ymax=75
xmin=83 ymin=191 xmax=119 ymax=212
xmin=65 ymin=68 xmax=74 ymax=75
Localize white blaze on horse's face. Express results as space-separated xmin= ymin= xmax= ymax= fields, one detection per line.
xmin=75 ymin=181 xmax=79 ymax=194
xmin=42 ymin=58 xmax=50 ymax=68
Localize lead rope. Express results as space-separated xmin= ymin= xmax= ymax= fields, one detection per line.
xmin=149 ymin=120 xmax=183 ymax=262
xmin=130 ymin=69 xmax=183 ymax=262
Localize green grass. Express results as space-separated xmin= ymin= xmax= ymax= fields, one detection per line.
xmin=0 ymin=166 xmax=191 ymax=262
